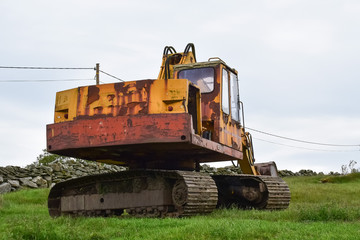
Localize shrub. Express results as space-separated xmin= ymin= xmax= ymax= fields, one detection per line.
xmin=36 ymin=149 xmax=68 ymax=165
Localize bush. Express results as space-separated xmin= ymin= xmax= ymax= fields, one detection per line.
xmin=36 ymin=149 xmax=69 ymax=165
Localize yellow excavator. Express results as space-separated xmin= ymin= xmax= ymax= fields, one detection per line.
xmin=47 ymin=43 xmax=290 ymax=217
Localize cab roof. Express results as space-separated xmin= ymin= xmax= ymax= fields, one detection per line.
xmin=173 ymin=58 xmax=238 ymax=75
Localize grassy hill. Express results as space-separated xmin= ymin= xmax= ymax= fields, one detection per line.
xmin=1 ymin=174 xmax=359 ymax=240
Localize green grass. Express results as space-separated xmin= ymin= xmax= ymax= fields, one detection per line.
xmin=320 ymin=172 xmax=360 ymax=184
xmin=1 ymin=174 xmax=360 ymax=240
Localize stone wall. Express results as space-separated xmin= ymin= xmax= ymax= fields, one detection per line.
xmin=200 ymin=164 xmax=325 ymax=177
xmin=0 ymin=160 xmax=125 ymax=194
xmin=0 ymin=161 xmax=332 ymax=194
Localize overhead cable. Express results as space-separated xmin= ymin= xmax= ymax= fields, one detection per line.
xmin=253 ymin=137 xmax=360 ymax=152
xmin=247 ymin=127 xmax=360 ymax=147
xmin=0 ymin=79 xmax=94 ymax=82
xmin=0 ymin=64 xmax=125 ymax=83
xmin=99 ymin=70 xmax=124 ymax=82
xmin=0 ymin=66 xmax=93 ymax=70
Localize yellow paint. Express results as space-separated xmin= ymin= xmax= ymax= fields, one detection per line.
xmin=238 ymin=128 xmax=259 ymax=175
xmin=54 ymin=88 xmax=78 ymax=123
xmin=149 ymin=78 xmax=189 ymax=114
xmin=53 ymin=78 xmax=199 ymax=121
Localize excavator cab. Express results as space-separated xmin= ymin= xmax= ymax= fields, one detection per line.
xmin=174 ymin=59 xmax=242 ymax=150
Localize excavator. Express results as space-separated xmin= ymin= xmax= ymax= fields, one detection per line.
xmin=46 ymin=43 xmax=290 ymax=217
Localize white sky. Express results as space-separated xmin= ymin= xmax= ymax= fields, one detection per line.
xmin=0 ymin=0 xmax=359 ymax=173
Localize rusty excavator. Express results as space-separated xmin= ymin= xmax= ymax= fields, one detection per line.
xmin=46 ymin=43 xmax=290 ymax=217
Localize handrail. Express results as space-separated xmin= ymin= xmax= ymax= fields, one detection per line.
xmin=239 ymin=101 xmax=245 ymax=129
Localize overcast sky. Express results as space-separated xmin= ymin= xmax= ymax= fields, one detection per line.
xmin=1 ymin=0 xmax=359 ymax=173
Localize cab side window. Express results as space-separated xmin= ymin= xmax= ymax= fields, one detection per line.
xmin=230 ymin=72 xmax=239 ymax=122
xmin=222 ymin=69 xmax=230 ymax=115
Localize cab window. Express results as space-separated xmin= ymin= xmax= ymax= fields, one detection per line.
xmin=222 ymin=69 xmax=230 ymax=115
xmin=178 ymin=67 xmax=214 ymax=93
xmin=230 ymin=72 xmax=239 ymax=122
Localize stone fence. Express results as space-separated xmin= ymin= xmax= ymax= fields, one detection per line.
xmin=0 ymin=160 xmax=328 ymax=194
xmin=200 ymin=164 xmax=325 ymax=177
xmin=0 ymin=160 xmax=125 ymax=194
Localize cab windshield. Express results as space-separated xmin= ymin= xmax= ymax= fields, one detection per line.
xmin=178 ymin=67 xmax=214 ymax=93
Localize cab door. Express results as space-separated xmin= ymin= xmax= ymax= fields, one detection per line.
xmin=219 ymin=67 xmax=242 ymax=150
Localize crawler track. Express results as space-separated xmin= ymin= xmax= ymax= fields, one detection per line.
xmin=48 ymin=170 xmax=218 ymax=218
xmin=48 ymin=171 xmax=289 ymax=218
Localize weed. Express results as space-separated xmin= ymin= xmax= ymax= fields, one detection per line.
xmin=341 ymin=160 xmax=359 ymax=175
xmin=321 ymin=172 xmax=360 ymax=183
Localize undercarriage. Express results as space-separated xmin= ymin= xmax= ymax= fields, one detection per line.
xmin=48 ymin=170 xmax=290 ymax=218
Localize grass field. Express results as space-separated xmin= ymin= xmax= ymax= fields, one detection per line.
xmin=1 ymin=174 xmax=359 ymax=240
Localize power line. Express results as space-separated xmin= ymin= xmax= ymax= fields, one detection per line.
xmin=0 ymin=66 xmax=93 ymax=70
xmin=0 ymin=79 xmax=94 ymax=83
xmin=1 ymin=65 xmax=125 ymax=83
xmin=99 ymin=70 xmax=124 ymax=82
xmin=253 ymin=137 xmax=360 ymax=152
xmin=247 ymin=127 xmax=360 ymax=147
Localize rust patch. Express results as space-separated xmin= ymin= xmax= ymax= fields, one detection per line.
xmin=94 ymin=106 xmax=103 ymax=115
xmin=107 ymin=94 xmax=115 ymax=103
xmin=231 ymin=137 xmax=239 ymax=150
xmin=202 ymin=91 xmax=217 ymax=105
xmin=222 ymin=113 xmax=229 ymax=124
xmin=209 ymin=101 xmax=220 ymax=121
xmin=87 ymin=86 xmax=100 ymax=105
xmin=127 ymin=119 xmax=133 ymax=127
xmin=137 ymin=81 xmax=151 ymax=114
xmin=114 ymin=82 xmax=130 ymax=96
xmin=127 ymin=102 xmax=139 ymax=108
xmin=76 ymin=87 xmax=82 ymax=117
xmin=118 ymin=106 xmax=128 ymax=116
xmin=135 ymin=79 xmax=152 ymax=92
xmin=231 ymin=119 xmax=241 ymax=129
xmin=138 ymin=102 xmax=148 ymax=114
xmin=47 ymin=112 xmax=244 ymax=167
